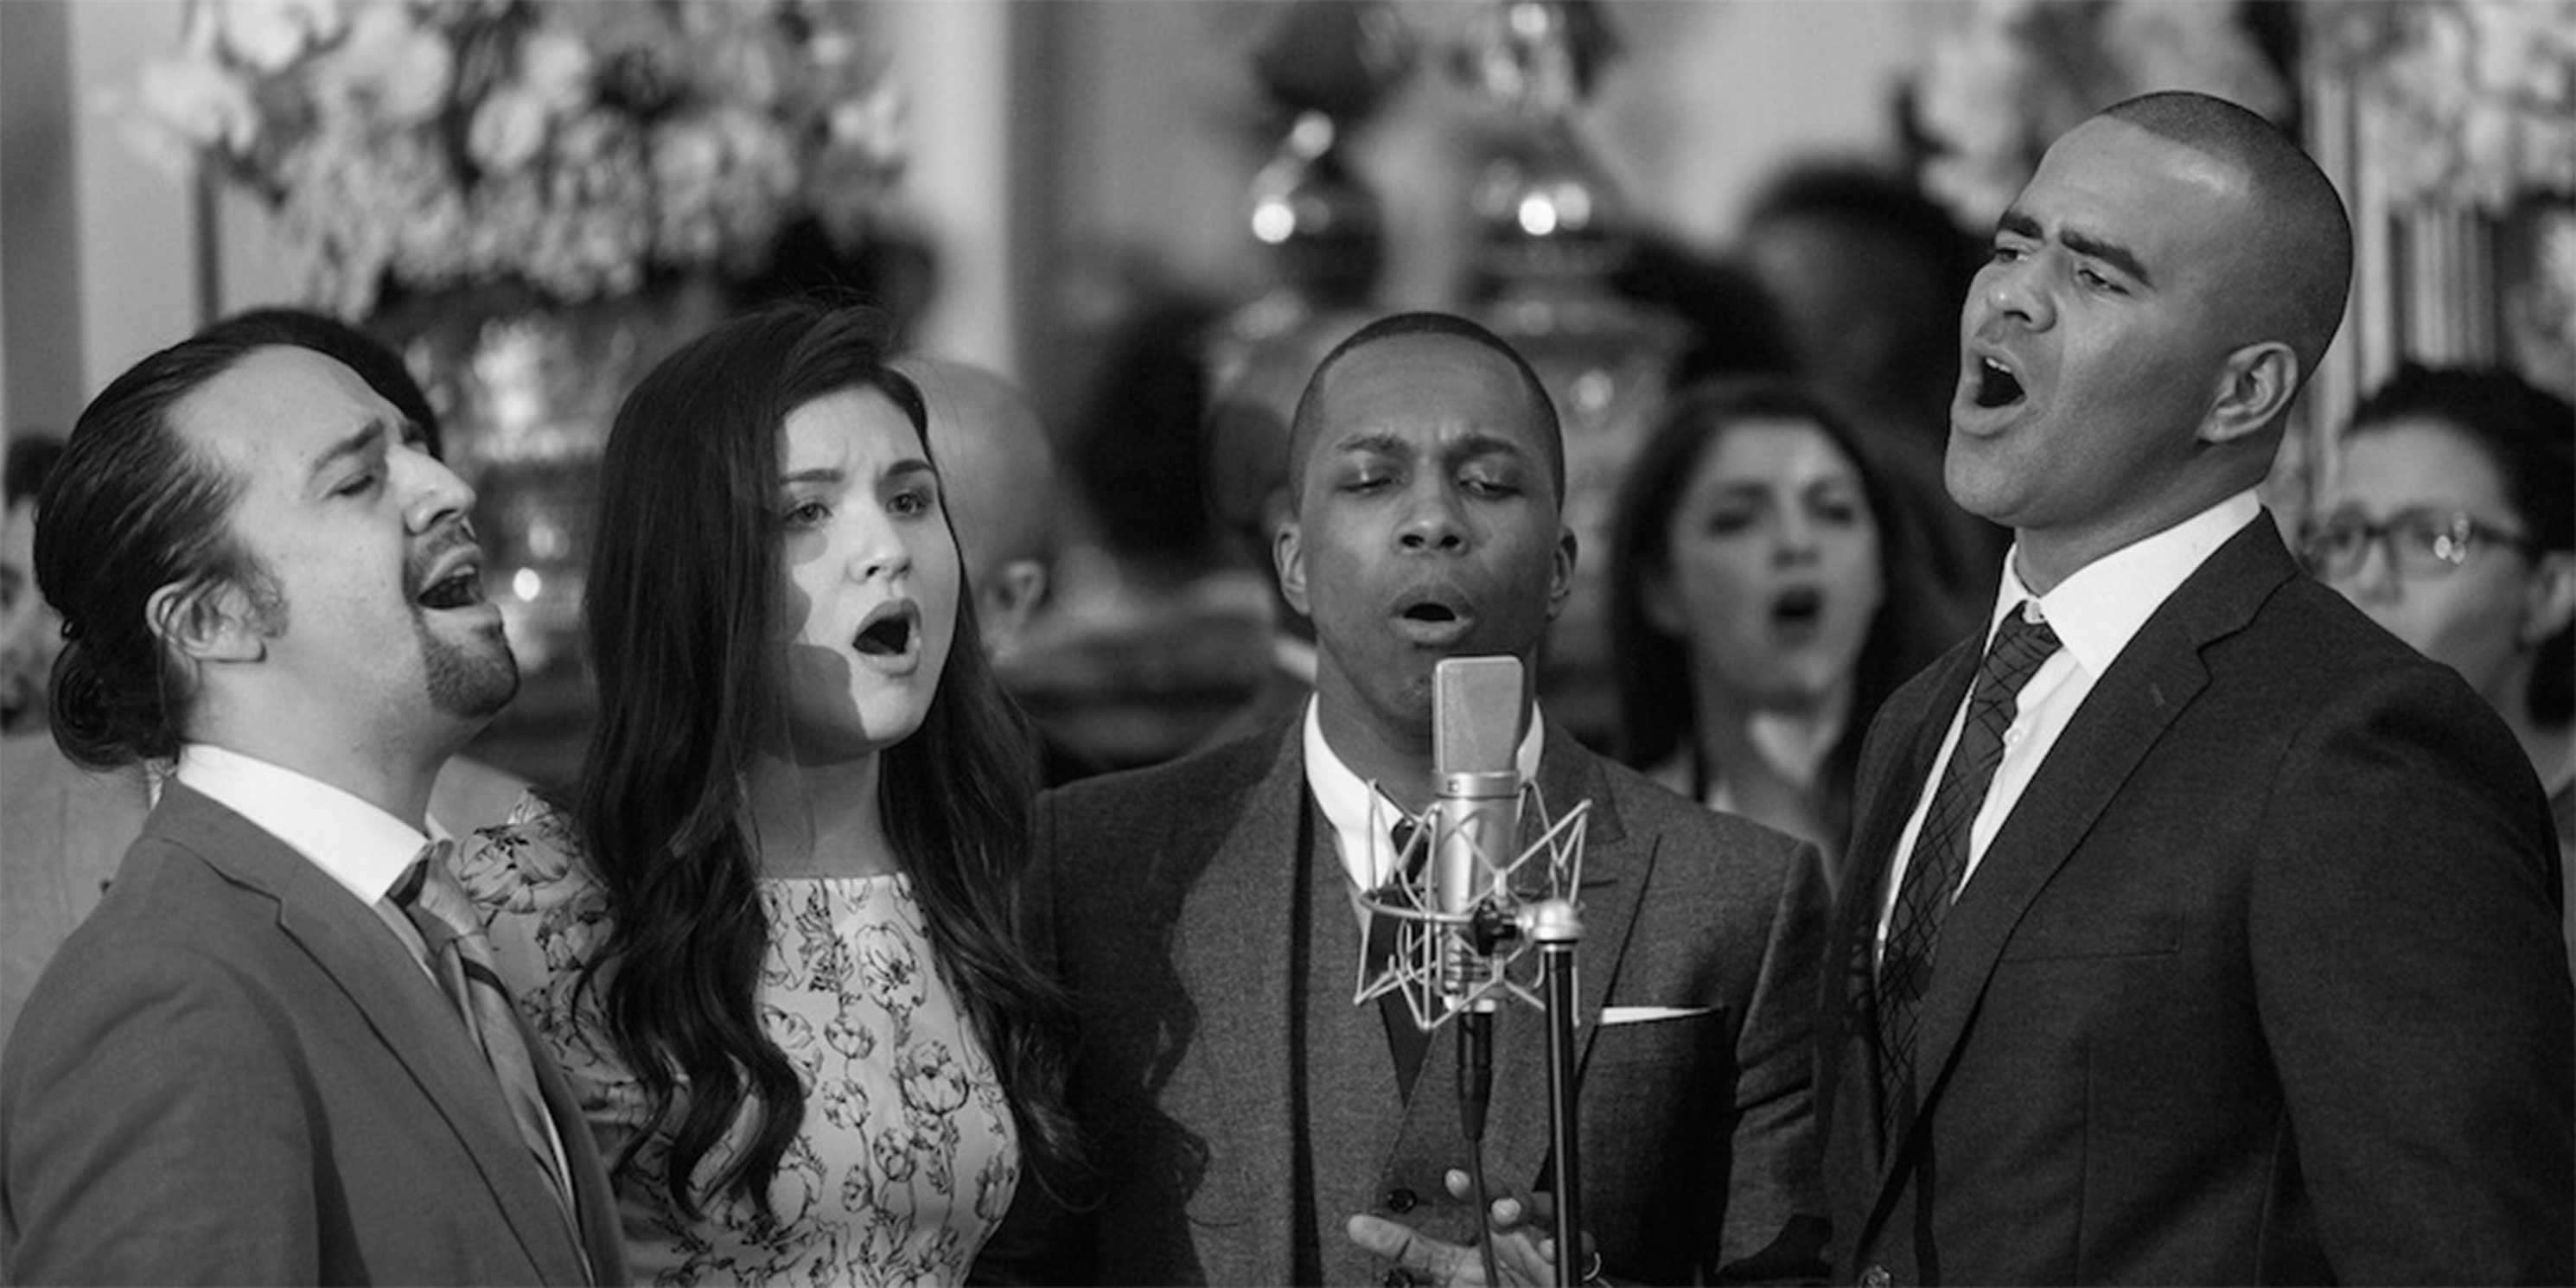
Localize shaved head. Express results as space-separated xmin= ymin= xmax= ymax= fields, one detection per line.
xmin=2100 ymin=91 xmax=2353 ymax=387
xmin=895 ymin=355 xmax=1060 ymax=585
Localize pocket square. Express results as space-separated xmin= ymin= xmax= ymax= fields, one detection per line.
xmin=1597 ymin=1004 xmax=1712 ymax=1025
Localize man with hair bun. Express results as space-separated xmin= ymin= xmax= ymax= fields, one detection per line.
xmin=1821 ymin=91 xmax=2572 ymax=1284
xmin=1 ymin=328 xmax=623 ymax=1284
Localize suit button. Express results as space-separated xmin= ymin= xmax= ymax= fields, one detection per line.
xmin=1382 ymin=1272 xmax=1416 ymax=1288
xmin=1861 ymin=1266 xmax=1893 ymax=1288
xmin=1383 ymin=1186 xmax=1418 ymax=1213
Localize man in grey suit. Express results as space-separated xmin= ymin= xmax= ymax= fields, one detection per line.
xmin=2 ymin=329 xmax=626 ymax=1284
xmin=1820 ymin=91 xmax=2572 ymax=1284
xmin=993 ymin=311 xmax=1829 ymax=1285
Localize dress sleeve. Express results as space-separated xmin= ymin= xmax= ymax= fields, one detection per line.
xmin=446 ymin=802 xmax=643 ymax=1151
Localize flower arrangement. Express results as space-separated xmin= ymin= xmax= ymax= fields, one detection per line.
xmin=1911 ymin=0 xmax=2291 ymax=231
xmin=2307 ymin=0 xmax=2576 ymax=214
xmin=119 ymin=0 xmax=907 ymax=317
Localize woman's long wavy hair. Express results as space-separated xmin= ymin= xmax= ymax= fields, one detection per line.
xmin=1606 ymin=377 xmax=1947 ymax=861
xmin=576 ymin=299 xmax=1077 ymax=1219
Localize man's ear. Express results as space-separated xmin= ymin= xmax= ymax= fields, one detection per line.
xmin=2522 ymin=549 xmax=2575 ymax=649
xmin=1274 ymin=519 xmax=1311 ymax=620
xmin=2200 ymin=341 xmax=2299 ymax=447
xmin=1546 ymin=526 xmax=1578 ymax=622
xmin=146 ymin=577 xmax=266 ymax=666
xmin=977 ymin=559 xmax=1048 ymax=653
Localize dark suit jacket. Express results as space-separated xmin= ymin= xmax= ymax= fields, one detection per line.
xmin=0 ymin=784 xmax=629 ymax=1285
xmin=1821 ymin=516 xmax=2574 ymax=1285
xmin=1001 ymin=717 xmax=1829 ymax=1285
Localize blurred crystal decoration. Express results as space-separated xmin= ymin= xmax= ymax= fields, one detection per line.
xmin=1462 ymin=0 xmax=1685 ymax=744
xmin=1205 ymin=1 xmax=1413 ymax=545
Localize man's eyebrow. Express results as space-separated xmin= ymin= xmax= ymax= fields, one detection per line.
xmin=305 ymin=418 xmax=390 ymax=488
xmin=1445 ymin=431 xmax=1531 ymax=465
xmin=1327 ymin=430 xmax=1412 ymax=458
xmin=1994 ymin=208 xmax=2152 ymax=288
xmin=2061 ymin=228 xmax=2152 ymax=287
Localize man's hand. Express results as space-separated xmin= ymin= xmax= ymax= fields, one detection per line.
xmin=1346 ymin=1169 xmax=1597 ymax=1285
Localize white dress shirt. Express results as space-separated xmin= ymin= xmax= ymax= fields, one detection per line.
xmin=1304 ymin=697 xmax=1545 ymax=896
xmin=1873 ymin=491 xmax=2261 ymax=955
xmin=175 ymin=743 xmax=441 ymax=973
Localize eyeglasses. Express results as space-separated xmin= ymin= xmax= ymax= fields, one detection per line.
xmin=2299 ymin=509 xmax=2538 ymax=580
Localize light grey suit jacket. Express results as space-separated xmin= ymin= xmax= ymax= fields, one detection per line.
xmin=1 ymin=784 xmax=628 ymax=1285
xmin=997 ymin=717 xmax=1829 ymax=1285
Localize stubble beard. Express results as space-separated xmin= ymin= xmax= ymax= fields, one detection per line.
xmin=414 ymin=608 xmax=520 ymax=718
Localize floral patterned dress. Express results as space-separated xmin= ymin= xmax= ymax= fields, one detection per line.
xmin=452 ymin=801 xmax=1018 ymax=1287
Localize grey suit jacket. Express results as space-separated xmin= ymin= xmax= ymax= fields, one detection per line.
xmin=1 ymin=783 xmax=629 ymax=1285
xmin=0 ymin=736 xmax=146 ymax=1057
xmin=1820 ymin=516 xmax=2574 ymax=1285
xmin=999 ymin=717 xmax=1829 ymax=1285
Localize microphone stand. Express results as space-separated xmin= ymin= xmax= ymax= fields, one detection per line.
xmin=1530 ymin=897 xmax=1584 ymax=1288
xmin=1457 ymin=901 xmax=1508 ymax=1288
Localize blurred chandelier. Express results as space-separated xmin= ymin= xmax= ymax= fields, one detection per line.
xmin=1461 ymin=0 xmax=1685 ymax=744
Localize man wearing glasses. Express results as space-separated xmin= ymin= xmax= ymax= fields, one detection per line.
xmin=2306 ymin=361 xmax=2576 ymax=983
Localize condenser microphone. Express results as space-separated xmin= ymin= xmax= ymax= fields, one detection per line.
xmin=1432 ymin=655 xmax=1524 ymax=1146
xmin=1434 ymin=655 xmax=1523 ymax=993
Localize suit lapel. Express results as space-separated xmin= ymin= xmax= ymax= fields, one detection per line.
xmin=156 ymin=786 xmax=588 ymax=1285
xmin=1486 ymin=733 xmax=1638 ymax=1196
xmin=526 ymin=1004 xmax=626 ymax=1286
xmin=1170 ymin=724 xmax=1309 ymax=1285
xmin=1872 ymin=520 xmax=2293 ymax=1199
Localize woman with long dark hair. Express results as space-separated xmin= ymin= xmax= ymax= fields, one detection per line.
xmin=1606 ymin=376 xmax=1952 ymax=883
xmin=453 ymin=301 xmax=1076 ymax=1283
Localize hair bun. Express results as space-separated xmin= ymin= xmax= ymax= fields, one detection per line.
xmin=46 ymin=639 xmax=144 ymax=771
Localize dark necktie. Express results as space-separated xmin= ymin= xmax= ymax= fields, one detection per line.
xmin=1365 ymin=815 xmax=1432 ymax=1100
xmin=395 ymin=841 xmax=582 ymax=1242
xmin=1874 ymin=604 xmax=2062 ymax=1143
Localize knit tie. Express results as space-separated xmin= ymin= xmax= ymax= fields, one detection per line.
xmin=1875 ymin=604 xmax=2062 ymax=1144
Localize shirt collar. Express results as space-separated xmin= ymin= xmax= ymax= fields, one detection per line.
xmin=1993 ymin=489 xmax=2260 ymax=675
xmin=1303 ymin=694 xmax=1546 ymax=844
xmin=175 ymin=743 xmax=439 ymax=909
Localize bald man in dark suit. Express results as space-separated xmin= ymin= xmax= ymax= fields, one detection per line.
xmin=1820 ymin=91 xmax=2571 ymax=1285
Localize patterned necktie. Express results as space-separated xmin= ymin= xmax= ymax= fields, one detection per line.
xmin=395 ymin=841 xmax=580 ymax=1235
xmin=1365 ymin=815 xmax=1432 ymax=1099
xmin=1874 ymin=604 xmax=2063 ymax=1144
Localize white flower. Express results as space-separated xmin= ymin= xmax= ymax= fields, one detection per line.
xmin=827 ymin=79 xmax=908 ymax=169
xmin=469 ymin=85 xmax=552 ymax=174
xmin=320 ymin=3 xmax=455 ymax=126
xmin=214 ymin=0 xmax=342 ymax=74
xmin=118 ymin=0 xmax=908 ymax=311
xmin=130 ymin=52 xmax=260 ymax=159
xmin=520 ymin=30 xmax=595 ymax=115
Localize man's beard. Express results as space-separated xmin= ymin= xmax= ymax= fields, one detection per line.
xmin=413 ymin=609 xmax=519 ymax=718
